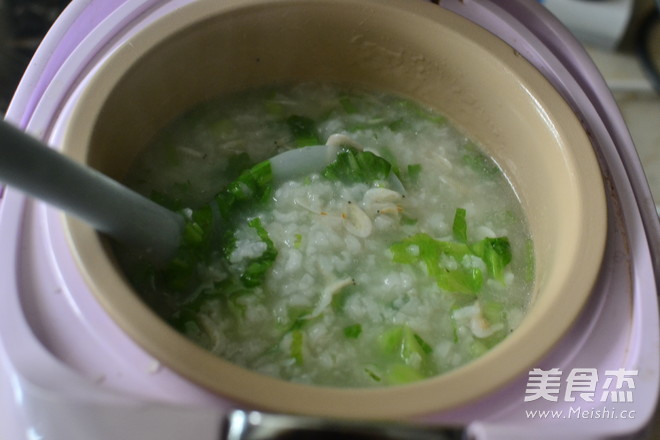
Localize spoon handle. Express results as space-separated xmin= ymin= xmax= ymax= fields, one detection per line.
xmin=0 ymin=120 xmax=183 ymax=261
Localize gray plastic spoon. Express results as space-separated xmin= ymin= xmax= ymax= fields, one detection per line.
xmin=0 ymin=122 xmax=403 ymax=263
xmin=0 ymin=119 xmax=185 ymax=263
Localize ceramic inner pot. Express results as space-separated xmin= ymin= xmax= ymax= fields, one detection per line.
xmin=60 ymin=0 xmax=607 ymax=419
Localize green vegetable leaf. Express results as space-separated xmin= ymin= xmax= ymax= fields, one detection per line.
xmin=396 ymin=99 xmax=446 ymax=125
xmin=225 ymin=152 xmax=253 ymax=181
xmin=364 ymin=366 xmax=382 ymax=382
xmin=159 ymin=247 xmax=201 ymax=292
xmin=406 ymin=163 xmax=422 ymax=186
xmin=400 ymin=214 xmax=418 ymax=226
xmin=322 ymin=147 xmax=392 ymax=185
xmin=176 ymin=205 xmax=215 ymax=251
xmin=387 ymin=119 xmax=406 ymax=131
xmin=462 ymin=142 xmax=500 ymax=177
xmin=378 ymin=325 xmax=427 ymax=366
xmin=150 ymin=190 xmax=184 ymax=211
xmin=481 ymin=301 xmax=505 ymax=325
xmin=339 ymin=95 xmax=358 ymax=114
xmin=452 ymin=207 xmax=468 ymax=243
xmin=163 ymin=140 xmax=180 ymax=167
xmin=471 ymin=237 xmax=511 ymax=284
xmin=378 ymin=326 xmax=404 ymax=355
xmin=181 ymin=220 xmax=205 ymax=246
xmin=281 ymin=308 xmax=312 ymax=333
xmin=293 ymin=233 xmax=303 ymax=249
xmin=286 ymin=115 xmax=321 ymax=148
xmin=375 ymin=147 xmax=402 ymax=180
xmin=413 ymin=333 xmax=433 ymax=355
xmin=470 ymin=340 xmax=489 ymax=358
xmin=450 ymin=305 xmax=461 ymax=343
xmin=239 ymin=217 xmax=278 ymax=288
xmin=215 ymin=160 xmax=273 ymax=218
xmin=389 ymin=233 xmax=479 ymax=294
xmin=476 ymin=302 xmax=509 ymax=348
xmin=343 ymin=324 xmax=362 ymax=339
xmin=524 ymin=238 xmax=535 ymax=283
xmin=264 ymin=93 xmax=284 ymax=116
xmin=386 ymin=364 xmax=425 ymax=385
xmin=390 ymin=233 xmax=472 ymax=265
xmin=209 ymin=118 xmax=234 ymax=139
xmin=291 ymin=330 xmax=304 ymax=365
xmin=391 ymin=206 xmax=513 ymax=293
xmin=436 ymin=267 xmax=483 ymax=295
xmin=191 ymin=205 xmax=214 ymax=234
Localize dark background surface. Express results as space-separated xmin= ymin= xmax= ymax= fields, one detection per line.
xmin=0 ymin=0 xmax=70 ymax=114
xmin=0 ymin=0 xmax=657 ymax=115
